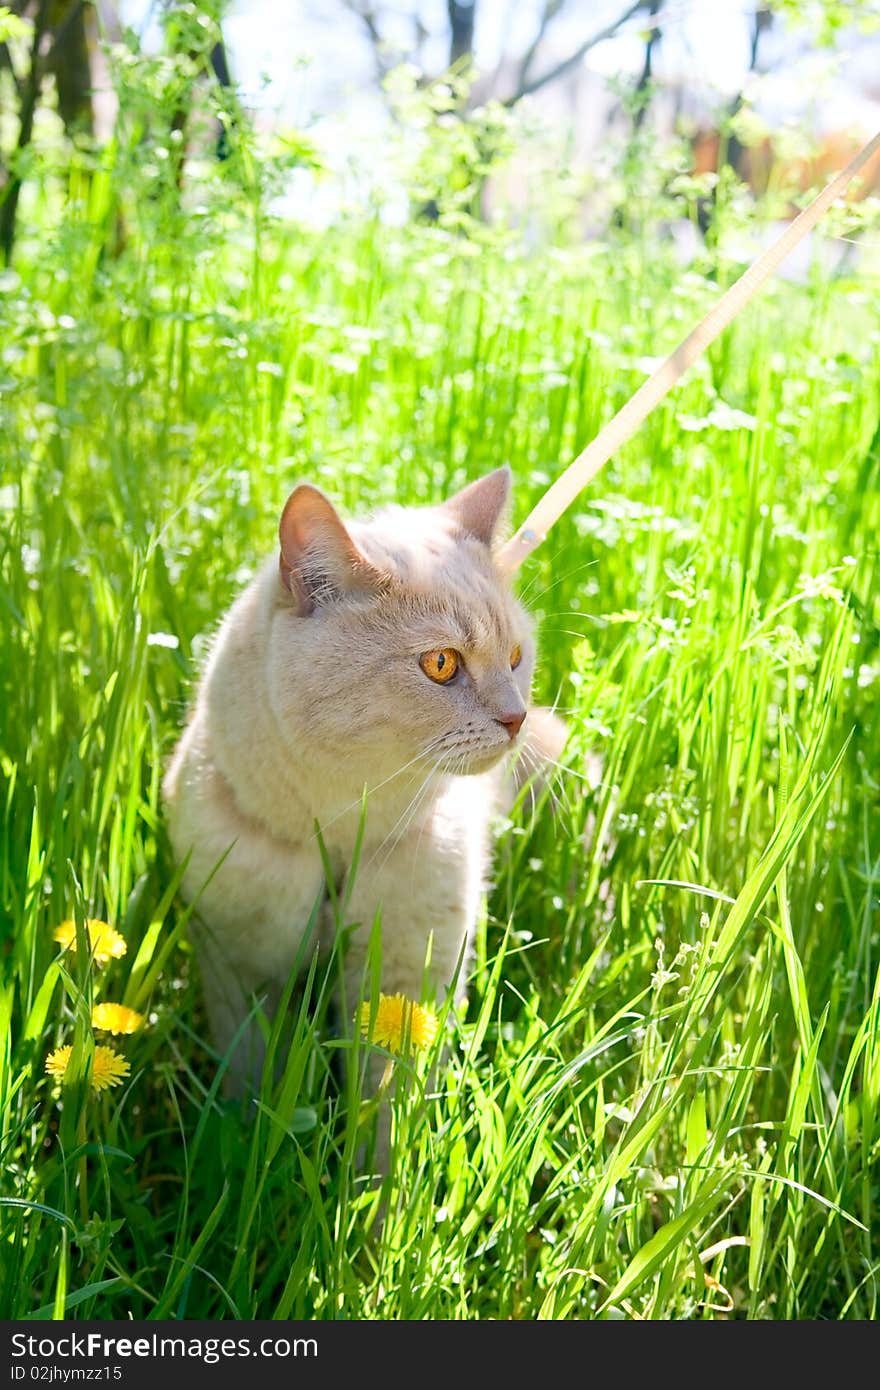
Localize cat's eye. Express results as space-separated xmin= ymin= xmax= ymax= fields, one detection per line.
xmin=510 ymin=644 xmax=522 ymax=670
xmin=420 ymin=648 xmax=460 ymax=684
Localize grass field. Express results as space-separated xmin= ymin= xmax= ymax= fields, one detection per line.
xmin=1 ymin=114 xmax=879 ymax=1320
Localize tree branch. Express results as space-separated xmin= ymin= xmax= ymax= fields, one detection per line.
xmin=46 ymin=0 xmax=93 ymax=136
xmin=502 ymin=0 xmax=647 ymax=107
xmin=749 ymin=6 xmax=772 ymax=72
xmin=447 ymin=0 xmax=475 ymax=67
xmin=633 ymin=0 xmax=662 ymax=129
xmin=0 ymin=0 xmax=27 ymax=102
xmin=1 ymin=0 xmax=52 ymax=263
xmin=516 ymin=0 xmax=563 ymax=94
xmin=0 ymin=41 xmax=24 ymax=102
xmin=339 ymin=0 xmax=398 ymax=83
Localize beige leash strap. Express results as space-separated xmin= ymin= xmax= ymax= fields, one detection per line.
xmin=496 ymin=129 xmax=880 ymax=577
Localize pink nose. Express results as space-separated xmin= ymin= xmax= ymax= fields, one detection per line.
xmin=496 ymin=710 xmax=526 ymax=741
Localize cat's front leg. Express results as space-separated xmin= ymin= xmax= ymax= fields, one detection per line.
xmin=338 ymin=777 xmax=490 ymax=1047
xmin=192 ymin=928 xmax=285 ymax=1098
xmin=336 ymin=786 xmax=488 ymax=1174
xmin=165 ymin=733 xmax=325 ymax=1097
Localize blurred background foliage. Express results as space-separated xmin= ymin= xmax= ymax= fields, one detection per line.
xmin=1 ymin=0 xmax=880 ymax=265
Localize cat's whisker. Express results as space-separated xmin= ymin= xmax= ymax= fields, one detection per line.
xmin=392 ymin=767 xmax=444 ymax=870
xmin=513 ymin=744 xmax=543 ymax=817
xmin=525 ymin=737 xmax=582 ymax=816
xmin=401 ymin=743 xmax=497 ymax=890
xmin=517 ymin=742 xmax=566 ymax=819
xmin=528 ymin=750 xmax=600 ymax=792
xmin=517 ymin=553 xmax=600 ymax=608
xmin=360 ymin=750 xmax=446 ymax=869
xmin=308 ymin=733 xmax=450 ymax=843
xmin=543 ymin=627 xmax=604 ymax=643
xmin=364 ymin=754 xmax=446 ymax=879
xmin=539 ymin=610 xmax=604 ymax=625
xmin=533 ymin=704 xmax=578 ymax=715
xmin=410 ymin=772 xmax=445 ymax=890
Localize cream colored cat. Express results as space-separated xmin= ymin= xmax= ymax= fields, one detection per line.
xmin=163 ymin=467 xmax=564 ymax=1092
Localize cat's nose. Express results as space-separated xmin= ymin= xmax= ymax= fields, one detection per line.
xmin=496 ymin=709 xmax=526 ymax=741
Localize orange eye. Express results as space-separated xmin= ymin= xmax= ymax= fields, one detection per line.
xmin=510 ymin=643 xmax=522 ymax=670
xmin=420 ymin=648 xmax=460 ymax=684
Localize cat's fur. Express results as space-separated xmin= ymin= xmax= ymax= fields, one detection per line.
xmin=163 ymin=467 xmax=564 ymax=1093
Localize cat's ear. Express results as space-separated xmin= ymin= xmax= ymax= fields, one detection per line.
xmin=441 ymin=466 xmax=511 ymax=547
xmin=279 ymin=485 xmax=384 ymax=614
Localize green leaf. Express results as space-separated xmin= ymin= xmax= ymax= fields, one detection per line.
xmin=31 ymin=1278 xmax=124 ymax=1320
xmin=599 ymin=1169 xmax=730 ymax=1313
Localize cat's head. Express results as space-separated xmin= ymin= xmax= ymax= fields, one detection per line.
xmin=266 ymin=467 xmax=535 ymax=779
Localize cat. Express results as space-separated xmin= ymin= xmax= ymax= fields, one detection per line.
xmin=163 ymin=466 xmax=566 ymax=1096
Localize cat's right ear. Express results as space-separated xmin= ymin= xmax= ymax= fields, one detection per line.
xmin=279 ymin=484 xmax=384 ymax=614
xmin=441 ymin=465 xmax=512 ymax=547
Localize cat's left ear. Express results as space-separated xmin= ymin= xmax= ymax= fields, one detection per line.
xmin=279 ymin=484 xmax=385 ymax=614
xmin=441 ymin=465 xmax=511 ymax=548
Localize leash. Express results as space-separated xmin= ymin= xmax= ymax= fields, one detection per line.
xmin=496 ymin=129 xmax=880 ymax=576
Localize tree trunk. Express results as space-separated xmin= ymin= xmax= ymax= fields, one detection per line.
xmin=47 ymin=0 xmax=94 ymax=137
xmin=633 ymin=0 xmax=661 ymax=130
xmin=447 ymin=0 xmax=475 ymax=67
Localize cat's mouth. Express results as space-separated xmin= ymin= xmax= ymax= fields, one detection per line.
xmin=438 ymin=741 xmax=512 ymax=776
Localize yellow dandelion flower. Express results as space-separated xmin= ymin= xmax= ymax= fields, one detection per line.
xmin=53 ymin=919 xmax=126 ymax=965
xmin=45 ymin=1044 xmax=130 ymax=1092
xmin=91 ymin=1003 xmax=144 ymax=1035
xmin=90 ymin=1046 xmax=131 ymax=1091
xmin=45 ymin=1046 xmax=73 ymax=1083
xmin=357 ymin=993 xmax=439 ymax=1054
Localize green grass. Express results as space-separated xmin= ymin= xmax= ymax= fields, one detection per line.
xmin=1 ymin=111 xmax=879 ymax=1320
